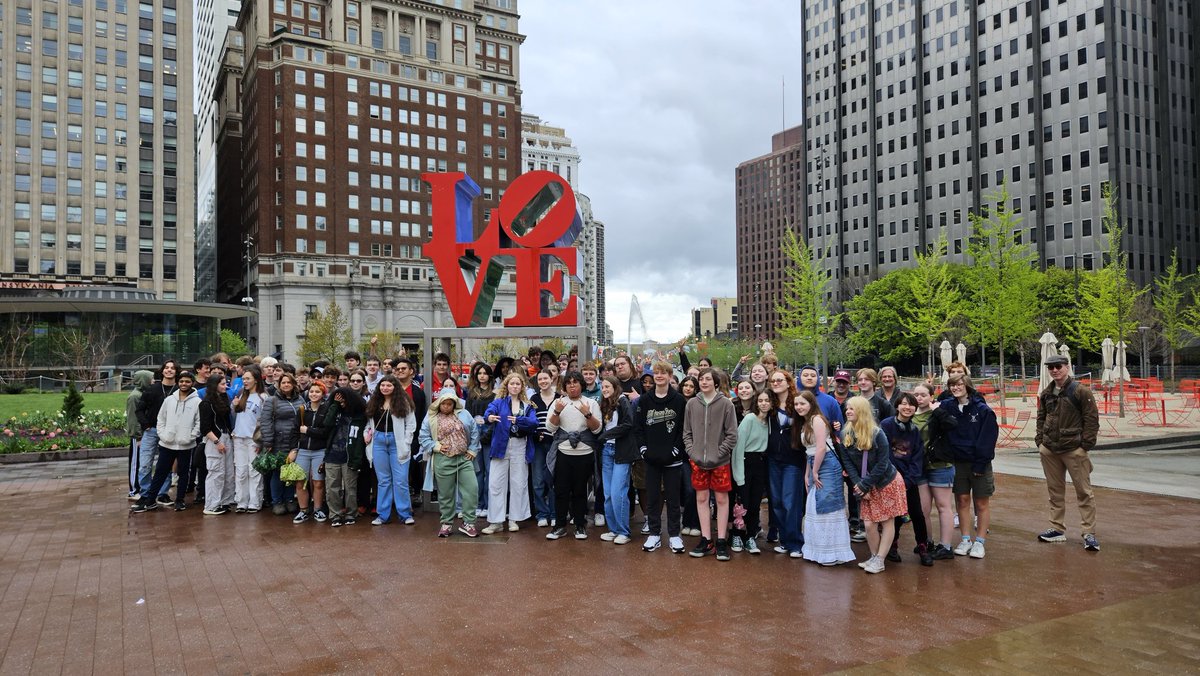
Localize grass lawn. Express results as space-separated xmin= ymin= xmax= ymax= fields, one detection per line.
xmin=0 ymin=391 xmax=128 ymax=422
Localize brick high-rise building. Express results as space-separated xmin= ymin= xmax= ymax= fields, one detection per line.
xmin=801 ymin=0 xmax=1199 ymax=294
xmin=736 ymin=125 xmax=806 ymax=341
xmin=0 ymin=0 xmax=195 ymax=299
xmin=217 ymin=0 xmax=524 ymax=359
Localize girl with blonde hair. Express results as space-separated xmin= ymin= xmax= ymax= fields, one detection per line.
xmin=837 ymin=396 xmax=908 ymax=573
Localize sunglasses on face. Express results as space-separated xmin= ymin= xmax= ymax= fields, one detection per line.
xmin=350 ymin=378 xmax=364 ymax=383
xmin=1048 ymin=364 xmax=1066 ymax=371
xmin=770 ymin=378 xmax=786 ymax=384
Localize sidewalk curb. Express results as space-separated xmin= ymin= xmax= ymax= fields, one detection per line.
xmin=0 ymin=447 xmax=126 ymax=465
xmin=1093 ymin=433 xmax=1200 ymax=451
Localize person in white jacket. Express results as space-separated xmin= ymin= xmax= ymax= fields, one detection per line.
xmin=132 ymin=371 xmax=202 ymax=512
xmin=364 ymin=375 xmax=417 ymax=525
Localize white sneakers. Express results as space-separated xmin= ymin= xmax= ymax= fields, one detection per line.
xmin=507 ymin=520 xmax=520 ymax=532
xmin=953 ymin=539 xmax=987 ymax=558
xmin=594 ymin=514 xmax=606 ymax=527
xmin=481 ymin=523 xmax=504 ymax=535
xmin=642 ymin=535 xmax=662 ymax=551
xmin=862 ymin=556 xmax=885 ymax=574
xmin=600 ymin=531 xmax=617 ymax=541
xmin=537 ymin=518 xmax=549 ymax=527
xmin=613 ymin=534 xmax=631 ymax=545
xmin=953 ymin=539 xmax=973 ymax=556
xmin=969 ymin=540 xmax=986 ymax=559
xmin=668 ymin=536 xmax=685 ymax=553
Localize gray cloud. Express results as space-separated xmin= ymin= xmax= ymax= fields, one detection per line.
xmin=519 ymin=1 xmax=803 ymax=342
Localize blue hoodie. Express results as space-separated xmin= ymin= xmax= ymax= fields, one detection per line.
xmin=943 ymin=394 xmax=999 ymax=473
xmin=799 ymin=380 xmax=845 ymax=431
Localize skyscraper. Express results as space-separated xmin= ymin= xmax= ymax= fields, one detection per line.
xmin=736 ymin=125 xmax=806 ymax=340
xmin=217 ymin=0 xmax=524 ymax=359
xmin=0 ymin=0 xmax=195 ymax=299
xmin=801 ymin=0 xmax=1198 ymax=296
xmin=194 ymin=0 xmax=243 ymax=302
xmin=521 ymin=112 xmax=607 ymax=343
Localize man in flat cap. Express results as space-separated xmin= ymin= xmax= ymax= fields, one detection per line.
xmin=1035 ymin=354 xmax=1100 ymax=551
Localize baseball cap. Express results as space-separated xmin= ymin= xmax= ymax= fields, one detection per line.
xmin=834 ymin=369 xmax=852 ymax=382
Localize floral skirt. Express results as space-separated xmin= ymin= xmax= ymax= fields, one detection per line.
xmin=860 ymin=472 xmax=908 ymax=523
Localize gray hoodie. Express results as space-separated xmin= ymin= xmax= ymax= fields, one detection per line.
xmin=125 ymin=370 xmax=154 ymax=438
xmin=682 ymin=392 xmax=738 ymax=470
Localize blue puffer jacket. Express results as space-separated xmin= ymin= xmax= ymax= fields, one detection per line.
xmin=944 ymin=394 xmax=999 ymax=474
xmin=484 ymin=397 xmax=539 ymax=462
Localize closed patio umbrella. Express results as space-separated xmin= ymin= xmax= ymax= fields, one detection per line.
xmin=1039 ymin=332 xmax=1059 ymax=393
xmin=1101 ymin=338 xmax=1115 ymax=385
xmin=1115 ymin=341 xmax=1130 ymax=382
xmin=1059 ymin=343 xmax=1074 ymax=377
xmin=940 ymin=340 xmax=954 ymax=385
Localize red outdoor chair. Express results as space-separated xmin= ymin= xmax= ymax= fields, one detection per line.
xmin=996 ymin=411 xmax=1032 ymax=448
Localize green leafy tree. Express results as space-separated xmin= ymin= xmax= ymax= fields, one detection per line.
xmin=775 ymin=229 xmax=839 ymax=368
xmin=845 ymin=269 xmax=927 ymax=362
xmin=1035 ymin=267 xmax=1090 ymax=350
xmin=219 ymin=328 xmax=249 ymax=357
xmin=297 ymin=301 xmax=351 ymax=366
xmin=902 ymin=234 xmax=963 ymax=380
xmin=1080 ymin=184 xmax=1145 ymax=416
xmin=966 ymin=183 xmax=1039 ymax=422
xmin=1152 ymin=249 xmax=1198 ymax=388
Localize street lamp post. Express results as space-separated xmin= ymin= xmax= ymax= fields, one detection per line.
xmin=1138 ymin=325 xmax=1150 ymax=379
xmin=754 ymin=323 xmax=762 ymax=340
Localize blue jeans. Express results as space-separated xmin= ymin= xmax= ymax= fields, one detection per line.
xmin=373 ymin=432 xmax=412 ymax=522
xmin=270 ymin=469 xmax=295 ymax=506
xmin=768 ymin=458 xmax=806 ymax=553
xmin=137 ymin=427 xmax=170 ymax=496
xmin=531 ymin=438 xmax=555 ymax=521
xmin=601 ymin=441 xmax=631 ymax=536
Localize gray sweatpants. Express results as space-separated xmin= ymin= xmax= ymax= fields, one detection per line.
xmin=325 ymin=463 xmax=359 ymax=516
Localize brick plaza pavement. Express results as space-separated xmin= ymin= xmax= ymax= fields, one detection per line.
xmin=0 ymin=458 xmax=1197 ymax=673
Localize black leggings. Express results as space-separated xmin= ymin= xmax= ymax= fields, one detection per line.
xmin=735 ymin=453 xmax=769 ymax=538
xmin=554 ymin=451 xmax=594 ymax=528
xmin=894 ymin=480 xmax=929 ymax=546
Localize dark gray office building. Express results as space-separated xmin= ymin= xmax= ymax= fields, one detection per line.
xmin=801 ymin=0 xmax=1199 ymax=296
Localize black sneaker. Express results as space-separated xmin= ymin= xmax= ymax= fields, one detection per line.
xmin=343 ymin=514 xmax=356 ymax=526
xmin=1082 ymin=533 xmax=1100 ymax=551
xmin=766 ymin=528 xmax=779 ymax=543
xmin=689 ymin=537 xmax=713 ymax=558
xmin=918 ymin=544 xmax=934 ymax=567
xmin=931 ymin=544 xmax=954 ymax=560
xmin=849 ymin=527 xmax=867 ymax=543
xmin=193 ymin=494 xmax=205 ymax=505
xmin=886 ymin=548 xmax=902 ymax=563
xmin=156 ymin=494 xmax=173 ymax=506
xmin=329 ymin=514 xmax=343 ymax=527
xmin=715 ymin=538 xmax=731 ymax=561
xmin=131 ymin=500 xmax=157 ymax=513
xmin=546 ymin=528 xmax=567 ymax=540
xmin=173 ymin=502 xmax=188 ymax=512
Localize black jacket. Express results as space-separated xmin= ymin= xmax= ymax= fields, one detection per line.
xmin=198 ymin=398 xmax=231 ymax=438
xmin=137 ymin=381 xmax=176 ymax=431
xmin=918 ymin=404 xmax=959 ymax=465
xmin=598 ymin=395 xmax=638 ymax=464
xmin=296 ymin=401 xmax=333 ymax=451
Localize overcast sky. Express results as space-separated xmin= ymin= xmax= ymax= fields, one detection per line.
xmin=519 ymin=1 xmax=804 ymax=344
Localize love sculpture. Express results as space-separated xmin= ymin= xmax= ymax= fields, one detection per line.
xmin=422 ymin=171 xmax=583 ymax=328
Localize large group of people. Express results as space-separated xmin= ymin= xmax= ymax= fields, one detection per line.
xmin=126 ymin=343 xmax=1102 ymax=570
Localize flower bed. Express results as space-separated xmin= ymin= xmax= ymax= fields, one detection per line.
xmin=1 ymin=409 xmax=128 ymax=454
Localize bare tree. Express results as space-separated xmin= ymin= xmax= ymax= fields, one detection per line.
xmin=52 ymin=321 xmax=120 ymax=391
xmin=0 ymin=316 xmax=34 ymax=389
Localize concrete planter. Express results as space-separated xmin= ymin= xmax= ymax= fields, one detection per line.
xmin=0 ymin=447 xmax=126 ymax=465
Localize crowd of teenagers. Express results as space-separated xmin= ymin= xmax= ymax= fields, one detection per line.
xmin=125 ymin=347 xmax=1003 ymax=574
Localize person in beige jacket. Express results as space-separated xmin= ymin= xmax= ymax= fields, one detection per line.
xmin=682 ymin=368 xmax=738 ymax=560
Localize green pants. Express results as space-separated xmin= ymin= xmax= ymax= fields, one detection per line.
xmin=434 ymin=453 xmax=479 ymax=524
